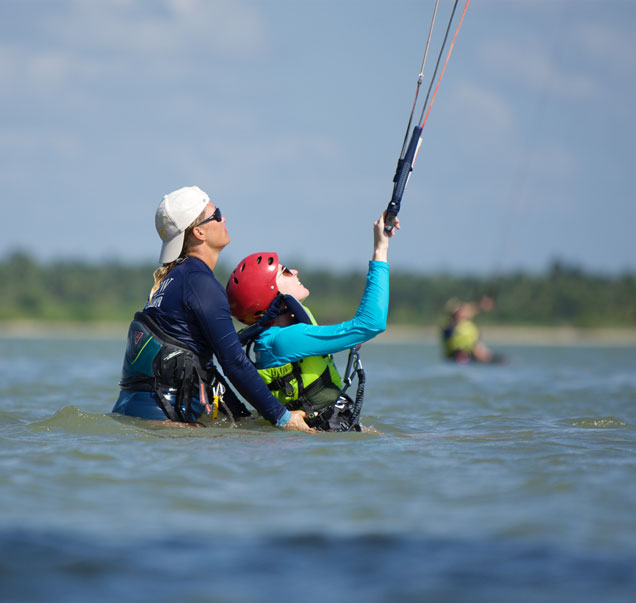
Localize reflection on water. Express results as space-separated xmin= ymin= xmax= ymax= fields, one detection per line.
xmin=1 ymin=337 xmax=635 ymax=602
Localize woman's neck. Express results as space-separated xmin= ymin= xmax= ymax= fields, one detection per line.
xmin=187 ymin=247 xmax=220 ymax=271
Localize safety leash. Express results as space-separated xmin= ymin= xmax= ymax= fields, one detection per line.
xmin=342 ymin=344 xmax=365 ymax=429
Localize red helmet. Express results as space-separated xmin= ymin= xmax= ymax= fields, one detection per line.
xmin=226 ymin=252 xmax=279 ymax=325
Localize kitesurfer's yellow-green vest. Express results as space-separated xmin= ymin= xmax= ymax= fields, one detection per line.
xmin=258 ymin=354 xmax=344 ymax=412
xmin=256 ymin=306 xmax=346 ymax=413
xmin=444 ymin=319 xmax=480 ymax=357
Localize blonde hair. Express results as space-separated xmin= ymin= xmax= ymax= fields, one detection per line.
xmin=150 ymin=208 xmax=208 ymax=299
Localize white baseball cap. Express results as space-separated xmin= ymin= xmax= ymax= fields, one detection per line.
xmin=155 ymin=186 xmax=211 ymax=264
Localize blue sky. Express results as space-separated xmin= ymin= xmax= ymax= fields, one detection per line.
xmin=1 ymin=0 xmax=634 ymax=275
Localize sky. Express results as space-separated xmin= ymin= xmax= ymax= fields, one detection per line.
xmin=1 ymin=0 xmax=635 ymax=275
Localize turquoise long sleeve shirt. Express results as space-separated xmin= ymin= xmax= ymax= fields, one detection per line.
xmin=253 ymin=261 xmax=389 ymax=369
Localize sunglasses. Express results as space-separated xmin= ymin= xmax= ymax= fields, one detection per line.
xmin=279 ymin=265 xmax=294 ymax=276
xmin=197 ymin=207 xmax=222 ymax=226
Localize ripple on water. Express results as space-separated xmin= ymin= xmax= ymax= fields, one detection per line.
xmin=569 ymin=417 xmax=629 ymax=429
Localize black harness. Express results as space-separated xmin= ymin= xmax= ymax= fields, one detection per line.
xmin=120 ymin=312 xmax=250 ymax=423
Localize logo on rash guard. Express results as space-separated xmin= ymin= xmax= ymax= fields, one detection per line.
xmin=151 ymin=277 xmax=174 ymax=308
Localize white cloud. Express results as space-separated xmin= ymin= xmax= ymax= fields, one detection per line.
xmin=0 ymin=0 xmax=269 ymax=98
xmin=0 ymin=127 xmax=81 ymax=203
xmin=0 ymin=44 xmax=121 ymax=106
xmin=55 ymin=0 xmax=268 ymax=56
xmin=0 ymin=129 xmax=80 ymax=158
xmin=480 ymin=39 xmax=601 ymax=102
xmin=0 ymin=47 xmax=19 ymax=86
xmin=437 ymin=76 xmax=579 ymax=214
xmin=572 ymin=22 xmax=636 ymax=75
xmin=451 ymin=80 xmax=515 ymax=138
xmin=157 ymin=129 xmax=340 ymax=195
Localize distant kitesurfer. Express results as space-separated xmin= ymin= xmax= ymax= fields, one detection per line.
xmin=441 ymin=296 xmax=505 ymax=364
xmin=112 ymin=185 xmax=313 ymax=431
xmin=226 ymin=213 xmax=398 ymax=431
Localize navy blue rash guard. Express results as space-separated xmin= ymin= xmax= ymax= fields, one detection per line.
xmin=142 ymin=256 xmax=287 ymax=425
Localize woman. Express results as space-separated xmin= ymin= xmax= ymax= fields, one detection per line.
xmin=226 ymin=213 xmax=397 ymax=431
xmin=112 ymin=185 xmax=312 ymax=431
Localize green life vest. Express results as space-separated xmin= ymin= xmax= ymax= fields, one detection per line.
xmin=443 ymin=319 xmax=479 ymax=357
xmin=256 ymin=306 xmax=347 ymax=414
xmin=258 ymin=354 xmax=345 ymax=413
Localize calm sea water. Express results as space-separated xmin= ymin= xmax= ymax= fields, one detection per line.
xmin=1 ymin=333 xmax=635 ymax=602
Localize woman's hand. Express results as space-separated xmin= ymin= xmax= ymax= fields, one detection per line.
xmin=373 ymin=213 xmax=399 ymax=262
xmin=281 ymin=410 xmax=316 ymax=433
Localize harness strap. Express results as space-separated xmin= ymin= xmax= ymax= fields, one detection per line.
xmin=292 ymin=363 xmax=316 ymax=417
xmin=349 ymin=366 xmax=366 ymax=427
xmin=174 ymin=354 xmax=193 ymax=422
xmin=267 ymin=373 xmax=295 ymax=397
xmin=154 ymin=386 xmax=182 ymax=422
xmin=198 ymin=370 xmax=212 ymax=416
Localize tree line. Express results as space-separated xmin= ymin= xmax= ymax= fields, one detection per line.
xmin=1 ymin=252 xmax=635 ymax=327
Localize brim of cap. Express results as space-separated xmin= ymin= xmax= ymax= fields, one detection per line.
xmin=159 ymin=232 xmax=185 ymax=264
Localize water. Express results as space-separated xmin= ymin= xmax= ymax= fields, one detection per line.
xmin=1 ymin=334 xmax=635 ymax=602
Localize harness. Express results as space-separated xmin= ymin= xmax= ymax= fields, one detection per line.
xmin=119 ymin=311 xmax=248 ymax=423
xmin=240 ymin=294 xmax=365 ymax=432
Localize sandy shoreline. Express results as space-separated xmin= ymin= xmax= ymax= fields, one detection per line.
xmin=2 ymin=321 xmax=636 ymax=346
xmin=0 ymin=321 xmax=129 ymax=340
xmin=380 ymin=325 xmax=636 ymax=346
